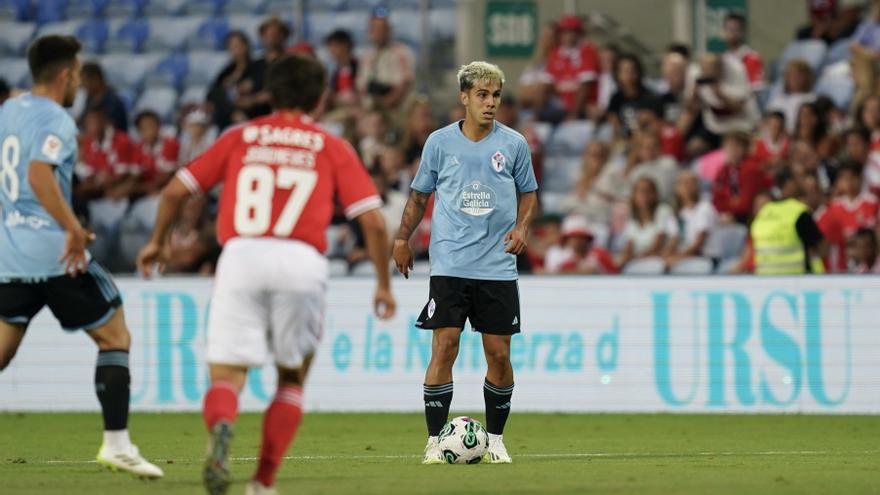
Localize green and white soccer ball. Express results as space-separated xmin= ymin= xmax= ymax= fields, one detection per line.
xmin=437 ymin=416 xmax=489 ymax=464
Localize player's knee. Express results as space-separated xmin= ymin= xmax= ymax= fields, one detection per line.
xmin=484 ymin=347 xmax=510 ymax=367
xmin=433 ymin=338 xmax=460 ymax=364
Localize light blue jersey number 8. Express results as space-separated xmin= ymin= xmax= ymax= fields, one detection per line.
xmin=1 ymin=135 xmax=20 ymax=202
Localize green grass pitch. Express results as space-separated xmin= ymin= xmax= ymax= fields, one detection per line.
xmin=1 ymin=412 xmax=878 ymax=494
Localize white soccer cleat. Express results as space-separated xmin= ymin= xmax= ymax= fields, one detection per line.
xmin=483 ymin=436 xmax=512 ymax=464
xmin=96 ymin=443 xmax=164 ymax=479
xmin=422 ymin=437 xmax=444 ymax=465
xmin=245 ymin=480 xmax=278 ymax=495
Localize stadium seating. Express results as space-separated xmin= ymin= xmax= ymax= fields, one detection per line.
xmin=108 ymin=18 xmax=150 ymax=53
xmin=134 ymin=86 xmax=178 ymax=121
xmin=703 ymin=224 xmax=748 ymax=261
xmin=669 ymin=257 xmax=714 ymax=275
xmin=0 ymin=0 xmax=31 ymax=22
xmin=778 ymin=39 xmax=828 ymax=73
xmin=824 ymin=38 xmax=851 ymax=68
xmin=179 ymin=84 xmax=209 ymax=106
xmin=0 ymin=21 xmax=35 ymax=55
xmin=0 ymin=58 xmax=30 ymax=88
xmin=147 ymin=53 xmax=189 ymax=89
xmin=621 ymin=257 xmax=666 ymax=275
xmin=815 ymin=61 xmax=855 ymax=110
xmin=100 ymin=53 xmax=162 ymax=91
xmin=75 ymin=18 xmax=110 ymax=53
xmin=184 ymin=50 xmax=229 ymax=86
xmin=144 ymin=0 xmax=188 ymax=16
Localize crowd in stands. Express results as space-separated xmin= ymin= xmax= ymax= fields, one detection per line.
xmin=3 ymin=0 xmax=880 ymax=276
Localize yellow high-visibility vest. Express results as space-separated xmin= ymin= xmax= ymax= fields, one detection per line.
xmin=751 ymin=199 xmax=818 ymax=275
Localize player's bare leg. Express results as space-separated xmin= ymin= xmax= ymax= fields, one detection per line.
xmin=482 ymin=334 xmax=514 ymax=464
xmin=0 ymin=321 xmax=27 ymax=371
xmin=422 ymin=327 xmax=462 ymax=464
xmin=203 ymin=363 xmax=248 ymax=495
xmin=88 ymin=308 xmax=164 ymax=478
xmin=247 ymin=356 xmax=313 ymax=495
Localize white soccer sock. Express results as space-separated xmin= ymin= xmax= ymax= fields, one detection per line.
xmin=488 ymin=433 xmax=502 ymax=443
xmin=429 ymin=435 xmax=438 ymax=443
xmin=103 ymin=429 xmax=132 ymax=452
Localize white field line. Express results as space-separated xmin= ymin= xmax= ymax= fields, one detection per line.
xmin=35 ymin=450 xmax=879 ymax=465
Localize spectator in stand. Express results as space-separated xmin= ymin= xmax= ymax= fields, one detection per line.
xmin=131 ymin=110 xmax=179 ymax=197
xmin=665 ymin=170 xmax=718 ymax=268
xmin=658 ymin=45 xmax=692 ymax=130
xmin=356 ymin=109 xmax=389 ymax=170
xmin=591 ymin=43 xmax=620 ymax=120
xmin=356 ymin=7 xmax=415 ymax=116
xmin=683 ymin=53 xmax=759 ymax=157
xmin=559 ymin=140 xmax=613 ymax=225
xmin=766 ymin=59 xmax=816 ymax=134
xmin=722 ymin=12 xmax=765 ymax=91
xmin=794 ymin=101 xmax=839 ymax=160
xmin=401 ymin=96 xmax=435 ymax=170
xmin=496 ymin=96 xmax=543 ymax=185
xmin=849 ymin=227 xmax=880 ymax=272
xmin=840 ymin=126 xmax=871 ymax=167
xmin=517 ymin=22 xmax=557 ymax=117
xmin=627 ymin=132 xmax=680 ymax=203
xmin=635 ymin=98 xmax=685 ymax=162
xmin=850 ymin=0 xmax=880 ymax=109
xmin=527 ymin=215 xmax=563 ymax=272
xmin=754 ymin=111 xmax=791 ymax=168
xmin=0 ymin=78 xmax=9 ymax=105
xmin=207 ymin=31 xmax=262 ymax=130
xmin=797 ymin=0 xmax=838 ymax=44
xmin=324 ymin=29 xmax=358 ymax=117
xmin=243 ymin=16 xmax=295 ymax=120
xmin=80 ymin=61 xmax=128 ymax=132
xmin=76 ymin=107 xmax=136 ymax=268
xmin=178 ymin=109 xmax=217 ymax=166
xmin=543 ymin=14 xmax=599 ymax=120
xmin=712 ymin=131 xmax=772 ymax=224
xmin=791 ymin=140 xmax=834 ymax=190
xmin=829 ymin=161 xmax=879 ymax=234
xmin=617 ymin=177 xmax=678 ymax=267
xmin=857 ymin=94 xmax=880 ymax=145
xmin=374 ymin=144 xmax=409 ymax=193
xmin=543 ymin=215 xmax=618 ymax=274
xmin=836 ymin=0 xmax=867 ymax=39
xmin=606 ymin=53 xmax=657 ymax=139
xmin=164 ymin=196 xmax=218 ymax=274
xmin=809 ymin=172 xmax=847 ymax=271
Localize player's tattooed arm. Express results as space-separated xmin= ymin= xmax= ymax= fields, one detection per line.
xmin=394 ymin=190 xmax=431 ymax=241
xmin=392 ymin=190 xmax=430 ymax=278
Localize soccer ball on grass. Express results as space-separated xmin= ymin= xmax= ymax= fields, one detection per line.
xmin=437 ymin=416 xmax=489 ymax=464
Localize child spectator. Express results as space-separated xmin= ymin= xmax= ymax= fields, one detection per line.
xmin=544 ymin=215 xmax=618 ymax=274
xmin=849 ymin=228 xmax=880 ymax=273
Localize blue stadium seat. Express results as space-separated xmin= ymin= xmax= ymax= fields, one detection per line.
xmin=35 ymin=0 xmax=68 ymax=25
xmin=134 ymin=86 xmax=178 ymax=122
xmin=815 ymin=62 xmax=855 ymax=110
xmin=0 ymin=22 xmax=35 ymax=56
xmin=545 ymin=120 xmax=593 ymax=157
xmin=187 ymin=0 xmax=226 ymax=16
xmin=76 ymin=19 xmax=110 ymax=54
xmin=389 ymin=9 xmax=421 ymax=45
xmin=105 ymin=0 xmax=145 ymax=17
xmin=622 ymin=257 xmax=666 ymax=275
xmin=36 ymin=20 xmax=80 ymax=40
xmin=226 ymin=14 xmax=263 ymax=42
xmin=146 ymin=53 xmax=189 ymax=89
xmin=191 ymin=16 xmax=229 ymax=51
xmin=144 ymin=0 xmax=188 ymax=15
xmin=428 ymin=7 xmax=455 ymax=40
xmin=263 ymin=0 xmax=296 ymax=16
xmin=108 ymin=18 xmax=150 ymax=53
xmin=179 ymin=84 xmax=208 ymax=105
xmin=306 ymin=10 xmax=366 ymax=45
xmin=143 ymin=16 xmax=202 ymax=52
xmin=0 ymin=58 xmax=30 ymax=88
xmin=703 ymin=224 xmax=747 ymax=260
xmin=779 ymin=39 xmax=828 ymax=72
xmin=540 ymin=155 xmax=582 ymax=194
xmin=185 ymin=50 xmax=230 ymax=85
xmin=225 ymin=0 xmax=266 ymax=15
xmin=65 ymin=0 xmax=109 ymax=19
xmin=100 ymin=53 xmax=162 ymax=91
xmin=117 ymin=86 xmax=139 ymax=115
xmin=669 ymin=257 xmax=714 ymax=275
xmin=0 ymin=0 xmax=32 ymax=22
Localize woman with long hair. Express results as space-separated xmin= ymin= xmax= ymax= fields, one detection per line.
xmin=617 ymin=177 xmax=678 ymax=267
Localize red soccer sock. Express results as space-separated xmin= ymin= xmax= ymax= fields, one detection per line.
xmin=254 ymin=386 xmax=303 ymax=487
xmin=202 ymin=382 xmax=240 ymax=430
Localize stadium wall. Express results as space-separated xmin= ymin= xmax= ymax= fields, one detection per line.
xmin=1 ymin=276 xmax=878 ymax=414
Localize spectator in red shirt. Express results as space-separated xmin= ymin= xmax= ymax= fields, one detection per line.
xmin=543 ymin=215 xmax=618 ymax=274
xmin=722 ymin=12 xmax=765 ymax=91
xmin=76 ymin=107 xmax=136 ymax=202
xmin=753 ymin=111 xmax=790 ymax=169
xmin=635 ymin=98 xmax=685 ymax=162
xmin=849 ymin=228 xmax=880 ymax=273
xmin=828 ymin=161 xmax=879 ymax=234
xmin=132 ymin=110 xmax=180 ymax=196
xmin=712 ymin=131 xmax=772 ymax=223
xmin=543 ymin=14 xmax=599 ymax=120
xmin=323 ymin=29 xmax=359 ymax=124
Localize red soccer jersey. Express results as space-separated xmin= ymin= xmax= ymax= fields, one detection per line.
xmin=754 ymin=136 xmax=790 ymax=165
xmin=134 ymin=136 xmax=180 ymax=181
xmin=544 ymin=41 xmax=600 ymax=112
xmin=815 ymin=204 xmax=847 ymax=273
xmin=176 ymin=113 xmax=382 ymax=251
xmin=827 ymin=193 xmax=880 ymax=236
xmin=79 ymin=128 xmax=135 ymax=177
xmin=659 ymin=123 xmax=685 ymax=162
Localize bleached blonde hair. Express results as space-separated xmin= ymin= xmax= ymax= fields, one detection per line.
xmin=457 ymin=61 xmax=505 ymax=92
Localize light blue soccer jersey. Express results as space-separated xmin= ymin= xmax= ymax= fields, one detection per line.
xmin=0 ymin=94 xmax=80 ymax=278
xmin=411 ymin=121 xmax=538 ymax=281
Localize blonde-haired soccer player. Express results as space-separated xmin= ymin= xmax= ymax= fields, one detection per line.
xmin=393 ymin=61 xmax=538 ymax=464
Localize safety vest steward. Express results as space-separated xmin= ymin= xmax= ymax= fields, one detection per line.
xmin=751 ymin=199 xmax=810 ymax=275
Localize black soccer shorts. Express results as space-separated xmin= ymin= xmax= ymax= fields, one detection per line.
xmin=415 ymin=276 xmax=521 ymax=335
xmin=0 ymin=260 xmax=122 ymax=331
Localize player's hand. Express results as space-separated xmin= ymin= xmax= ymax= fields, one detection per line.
xmin=136 ymin=240 xmax=168 ymax=279
xmin=374 ymin=286 xmax=396 ymax=320
xmin=504 ymin=227 xmax=528 ymax=255
xmin=60 ymin=226 xmax=94 ymax=277
xmin=392 ymin=239 xmax=414 ymax=279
